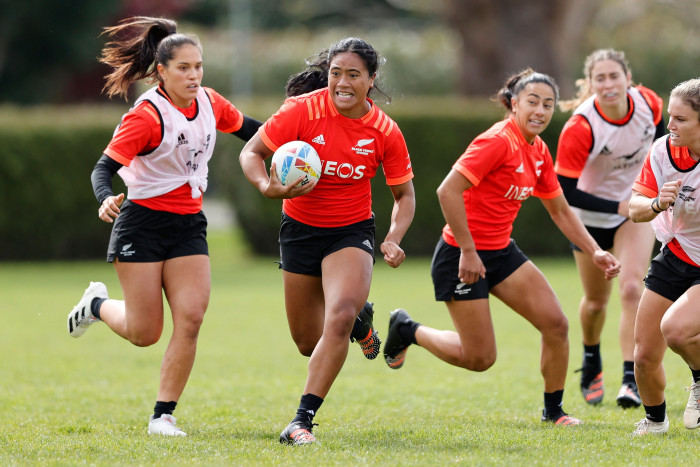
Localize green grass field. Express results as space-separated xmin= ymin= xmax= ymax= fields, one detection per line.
xmin=2 ymin=229 xmax=699 ymax=465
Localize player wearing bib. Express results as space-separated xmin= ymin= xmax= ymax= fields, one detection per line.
xmin=64 ymin=17 xmax=261 ymax=437
xmin=555 ymin=49 xmax=665 ymax=408
xmin=628 ymin=78 xmax=700 ymax=436
xmin=240 ymin=37 xmax=415 ymax=445
xmin=381 ymin=69 xmax=620 ymax=427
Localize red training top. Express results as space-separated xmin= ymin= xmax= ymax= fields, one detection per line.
xmin=260 ymin=88 xmax=414 ymax=228
xmin=443 ymin=116 xmax=562 ymax=250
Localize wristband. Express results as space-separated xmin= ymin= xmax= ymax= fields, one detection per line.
xmin=651 ymin=197 xmax=663 ymax=214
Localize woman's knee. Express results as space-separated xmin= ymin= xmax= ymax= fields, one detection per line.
xmin=458 ymin=352 xmax=497 ymax=372
xmin=660 ymin=318 xmax=688 ymax=351
xmin=127 ymin=327 xmax=162 ymax=347
xmin=293 ymin=336 xmax=318 ymax=357
xmin=326 ymin=302 xmax=358 ymax=337
xmin=619 ymin=279 xmax=643 ymax=307
xmin=542 ymin=312 xmax=569 ymax=342
xmin=634 ymin=344 xmax=662 ymax=372
xmin=581 ymin=296 xmax=608 ymax=315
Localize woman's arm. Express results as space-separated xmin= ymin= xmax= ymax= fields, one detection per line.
xmin=239 ymin=132 xmax=316 ymax=199
xmin=629 ymin=179 xmax=682 ymax=223
xmin=91 ymin=154 xmax=125 ymax=223
xmin=540 ymin=194 xmax=621 ymax=279
xmin=436 ymin=169 xmax=485 ymax=284
xmin=381 ymin=180 xmax=416 ymax=268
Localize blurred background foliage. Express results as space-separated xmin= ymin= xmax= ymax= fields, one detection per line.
xmin=1 ymin=0 xmax=698 ymax=259
xmin=2 ymin=0 xmax=698 ymax=104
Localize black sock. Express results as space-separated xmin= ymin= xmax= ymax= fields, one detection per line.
xmin=543 ymin=389 xmax=565 ymax=418
xmin=690 ymin=367 xmax=700 ymax=383
xmin=292 ymin=393 xmax=324 ymax=425
xmin=644 ymin=401 xmax=666 ymax=423
xmin=583 ymin=343 xmax=601 ymax=371
xmin=623 ymin=361 xmax=635 ymax=385
xmin=399 ymin=320 xmax=421 ymax=345
xmin=91 ymin=297 xmax=106 ymax=320
xmin=153 ymin=400 xmax=177 ymax=419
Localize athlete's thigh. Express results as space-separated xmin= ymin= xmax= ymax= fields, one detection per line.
xmin=321 ymin=247 xmax=373 ymax=313
xmin=661 ymin=284 xmax=700 ymax=340
xmin=573 ymin=249 xmax=612 ymax=302
xmin=634 ymin=288 xmax=671 ymax=361
xmin=614 ymin=220 xmax=656 ymax=282
xmin=162 ymin=255 xmax=211 ymax=324
xmin=114 ymin=259 xmax=166 ymax=333
xmin=446 ymin=298 xmax=496 ymax=356
xmin=491 ymin=261 xmax=563 ymax=331
xmin=283 ymin=270 xmax=325 ymax=342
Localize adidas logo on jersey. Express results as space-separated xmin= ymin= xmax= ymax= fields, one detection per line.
xmin=515 ymin=163 xmax=525 ymax=173
xmin=177 ymin=133 xmax=188 ymax=146
xmin=312 ymin=135 xmax=325 ymax=145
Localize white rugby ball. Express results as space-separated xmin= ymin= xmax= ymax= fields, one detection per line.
xmin=272 ymin=140 xmax=322 ymax=187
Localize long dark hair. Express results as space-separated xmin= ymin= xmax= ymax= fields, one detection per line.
xmin=99 ymin=16 xmax=200 ymax=100
xmin=285 ymin=37 xmax=390 ymax=103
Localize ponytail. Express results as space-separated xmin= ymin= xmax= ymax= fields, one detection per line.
xmin=99 ymin=16 xmax=200 ymax=100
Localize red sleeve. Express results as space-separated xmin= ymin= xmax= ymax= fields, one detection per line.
xmin=554 ymin=114 xmax=593 ymax=178
xmin=534 ymin=143 xmax=563 ymax=199
xmin=259 ymin=97 xmax=304 ymax=153
xmin=632 ymin=149 xmax=659 ymax=198
xmin=452 ymin=134 xmax=507 ymax=187
xmin=104 ymin=101 xmax=161 ymax=166
xmin=637 ymin=85 xmax=664 ymax=126
xmin=381 ymin=124 xmax=414 ymax=185
xmin=202 ymin=87 xmax=245 ymax=133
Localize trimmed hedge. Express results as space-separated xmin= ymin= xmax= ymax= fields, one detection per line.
xmin=1 ymin=101 xmax=573 ymax=260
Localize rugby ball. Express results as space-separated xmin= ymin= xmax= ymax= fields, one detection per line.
xmin=272 ymin=140 xmax=322 ymax=187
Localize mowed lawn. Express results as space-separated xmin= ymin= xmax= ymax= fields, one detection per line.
xmin=1 ymin=229 xmax=699 ymax=465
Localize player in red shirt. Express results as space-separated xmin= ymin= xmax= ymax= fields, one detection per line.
xmin=555 ymin=49 xmax=665 ymax=408
xmin=382 ymin=69 xmax=620 ymax=426
xmin=629 ymin=78 xmax=700 ymax=436
xmin=240 ymin=37 xmax=415 ymax=445
xmin=65 ymin=17 xmax=261 ymax=436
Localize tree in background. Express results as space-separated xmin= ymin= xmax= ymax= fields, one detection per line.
xmin=1 ymin=0 xmax=697 ymax=104
xmin=444 ymin=0 xmax=601 ymax=97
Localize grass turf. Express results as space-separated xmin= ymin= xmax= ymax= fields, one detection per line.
xmin=1 ymin=229 xmax=698 ymax=465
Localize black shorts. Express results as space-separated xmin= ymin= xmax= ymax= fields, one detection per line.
xmin=431 ymin=237 xmax=529 ymax=301
xmin=571 ymin=220 xmax=627 ymax=252
xmin=644 ymin=245 xmax=700 ymax=302
xmin=279 ymin=213 xmax=375 ymax=277
xmin=106 ymin=200 xmax=208 ymax=263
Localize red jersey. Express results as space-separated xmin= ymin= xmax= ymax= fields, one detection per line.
xmin=104 ymin=86 xmax=245 ymax=214
xmin=260 ymin=88 xmax=413 ymax=227
xmin=442 ymin=116 xmax=562 ymax=250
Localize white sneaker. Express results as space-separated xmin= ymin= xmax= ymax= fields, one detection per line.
xmin=67 ymin=282 xmax=108 ymax=338
xmin=632 ymin=416 xmax=669 ymax=436
xmin=684 ymin=382 xmax=700 ymax=429
xmin=148 ymin=414 xmax=186 ymax=436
